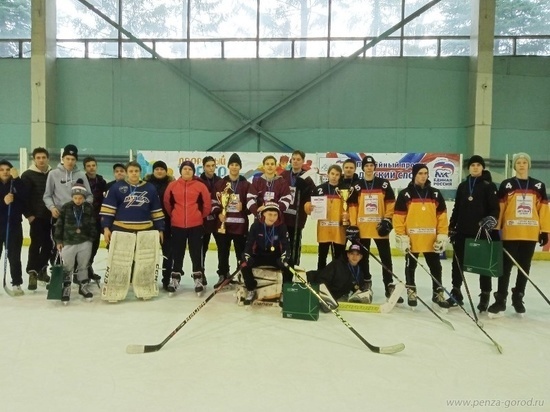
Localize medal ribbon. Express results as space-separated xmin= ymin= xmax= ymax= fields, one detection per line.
xmin=73 ymin=205 xmax=83 ymax=230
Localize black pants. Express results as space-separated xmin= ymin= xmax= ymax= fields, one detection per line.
xmin=287 ymin=226 xmax=303 ymax=266
xmin=241 ymin=256 xmax=293 ymax=291
xmin=216 ymin=232 xmax=247 ymax=276
xmin=1 ymin=223 xmax=23 ymax=285
xmin=451 ymin=232 xmax=495 ymax=293
xmin=87 ymin=220 xmax=102 ymax=276
xmin=497 ymin=240 xmax=537 ymax=296
xmin=405 ymin=251 xmax=442 ymax=291
xmin=171 ymin=226 xmax=204 ymax=275
xmin=26 ymin=217 xmax=54 ymax=273
xmin=160 ymin=226 xmax=173 ymax=286
xmin=317 ymin=242 xmax=345 ymax=271
xmin=358 ymin=238 xmax=393 ymax=287
xmin=202 ymin=231 xmax=221 ymax=273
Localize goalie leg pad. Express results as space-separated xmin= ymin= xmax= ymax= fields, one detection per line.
xmin=132 ymin=230 xmax=160 ymax=300
xmin=102 ymin=231 xmax=136 ymax=302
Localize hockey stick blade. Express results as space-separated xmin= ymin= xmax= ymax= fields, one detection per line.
xmin=126 ymin=268 xmax=241 ymax=354
xmin=408 ymin=251 xmax=503 ymax=353
xmin=126 ymin=344 xmax=161 ymax=354
xmin=287 ymin=266 xmax=405 ymax=354
xmin=355 ymin=242 xmax=454 ymax=330
xmin=3 ymin=285 xmax=16 ymax=297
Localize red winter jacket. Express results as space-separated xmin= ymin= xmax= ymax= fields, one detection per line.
xmin=164 ymin=177 xmax=212 ymax=229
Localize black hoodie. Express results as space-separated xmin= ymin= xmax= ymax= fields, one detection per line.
xmin=449 ymin=170 xmax=499 ymax=236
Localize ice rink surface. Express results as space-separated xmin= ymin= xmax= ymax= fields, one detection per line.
xmin=1 ymin=247 xmax=549 ymax=412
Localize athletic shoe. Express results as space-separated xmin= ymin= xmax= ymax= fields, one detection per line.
xmin=477 ymin=291 xmax=491 ymax=312
xmin=13 ymin=285 xmax=25 ymax=296
xmin=28 ymin=270 xmax=38 ymax=291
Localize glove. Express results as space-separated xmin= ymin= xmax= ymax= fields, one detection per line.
xmin=395 ymin=235 xmax=410 ymax=253
xmin=277 ymin=253 xmax=290 ymax=268
xmin=346 ymin=225 xmax=360 ymax=242
xmin=376 ymin=218 xmax=393 ymax=237
xmin=539 ymin=233 xmax=549 ymax=247
xmin=433 ymin=234 xmax=448 ymax=253
xmin=243 ymin=253 xmax=254 ymax=267
xmin=479 ymin=216 xmax=497 ymax=231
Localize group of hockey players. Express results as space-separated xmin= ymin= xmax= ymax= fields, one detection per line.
xmin=1 ymin=145 xmax=549 ymax=317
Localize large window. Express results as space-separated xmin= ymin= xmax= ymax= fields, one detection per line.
xmin=1 ymin=0 xmax=549 ymax=58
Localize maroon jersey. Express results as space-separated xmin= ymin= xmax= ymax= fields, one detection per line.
xmin=280 ymin=169 xmax=316 ymax=229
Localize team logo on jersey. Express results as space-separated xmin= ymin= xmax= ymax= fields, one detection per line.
xmin=119 ymin=186 xmax=129 ymax=194
xmin=365 ymin=201 xmax=377 ymax=213
xmin=517 ymin=204 xmax=531 ymax=215
xmin=433 ymin=159 xmax=454 ymax=188
xmin=124 ymin=192 xmax=150 ymax=207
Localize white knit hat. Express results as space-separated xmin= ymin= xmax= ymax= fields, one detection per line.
xmin=513 ymin=152 xmax=531 ymax=169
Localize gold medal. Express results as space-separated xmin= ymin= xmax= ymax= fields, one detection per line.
xmin=468 ymin=196 xmax=473 ymax=201
xmin=270 ymin=246 xmax=275 ymax=252
xmin=76 ymin=228 xmax=81 ymax=233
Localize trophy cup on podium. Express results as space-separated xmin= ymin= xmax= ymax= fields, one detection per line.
xmin=216 ymin=182 xmax=234 ymax=234
xmin=335 ymin=187 xmax=354 ymax=227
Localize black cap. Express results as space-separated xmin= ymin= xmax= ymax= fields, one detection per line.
xmin=152 ymin=160 xmax=168 ymax=171
xmin=228 ymin=153 xmax=242 ymax=168
xmin=467 ymin=155 xmax=485 ymax=169
xmin=411 ymin=163 xmax=428 ymax=180
xmin=179 ymin=160 xmax=195 ymax=174
xmin=0 ymin=159 xmax=13 ymax=168
xmin=347 ymin=244 xmax=364 ymax=255
xmin=362 ymin=155 xmax=376 ymax=169
xmin=62 ymin=144 xmax=78 ymax=160
xmin=112 ymin=163 xmax=125 ymax=171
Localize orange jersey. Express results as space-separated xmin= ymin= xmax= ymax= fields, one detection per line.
xmin=393 ymin=182 xmax=448 ymax=253
xmin=498 ymin=177 xmax=550 ymax=241
xmin=304 ymin=183 xmax=346 ymax=245
xmin=353 ymin=177 xmax=396 ymax=239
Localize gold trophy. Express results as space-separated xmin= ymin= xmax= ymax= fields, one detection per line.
xmin=335 ymin=187 xmax=354 ymax=227
xmin=216 ymin=182 xmax=233 ymax=234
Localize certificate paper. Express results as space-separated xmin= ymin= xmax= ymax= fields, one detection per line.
xmin=310 ymin=196 xmax=327 ymax=220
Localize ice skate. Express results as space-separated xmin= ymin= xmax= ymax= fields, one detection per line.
xmin=432 ymin=287 xmax=450 ymax=312
xmin=78 ymin=281 xmax=93 ymax=302
xmin=487 ymin=292 xmax=507 ymax=319
xmin=193 ymin=272 xmax=204 ymax=297
xmin=511 ymin=288 xmax=526 ymax=316
xmin=28 ymin=270 xmax=38 ymax=291
xmin=243 ymin=289 xmax=256 ymax=305
xmin=406 ymin=286 xmax=417 ymax=309
xmin=167 ymin=272 xmax=181 ymax=296
xmin=88 ymin=269 xmax=101 ymax=288
xmin=61 ymin=276 xmax=71 ymax=305
xmin=385 ymin=283 xmax=404 ymax=304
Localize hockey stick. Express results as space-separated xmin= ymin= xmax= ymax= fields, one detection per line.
xmin=503 ymin=248 xmax=550 ymax=306
xmin=355 ymin=241 xmax=454 ymax=330
xmin=451 ymin=246 xmax=479 ymax=322
xmin=286 ymin=265 xmax=405 ymax=355
xmin=126 ymin=267 xmax=242 ymax=354
xmin=3 ymin=180 xmax=15 ymax=297
xmin=291 ymin=189 xmax=301 ymax=265
xmin=407 ymin=251 xmax=503 ymax=354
